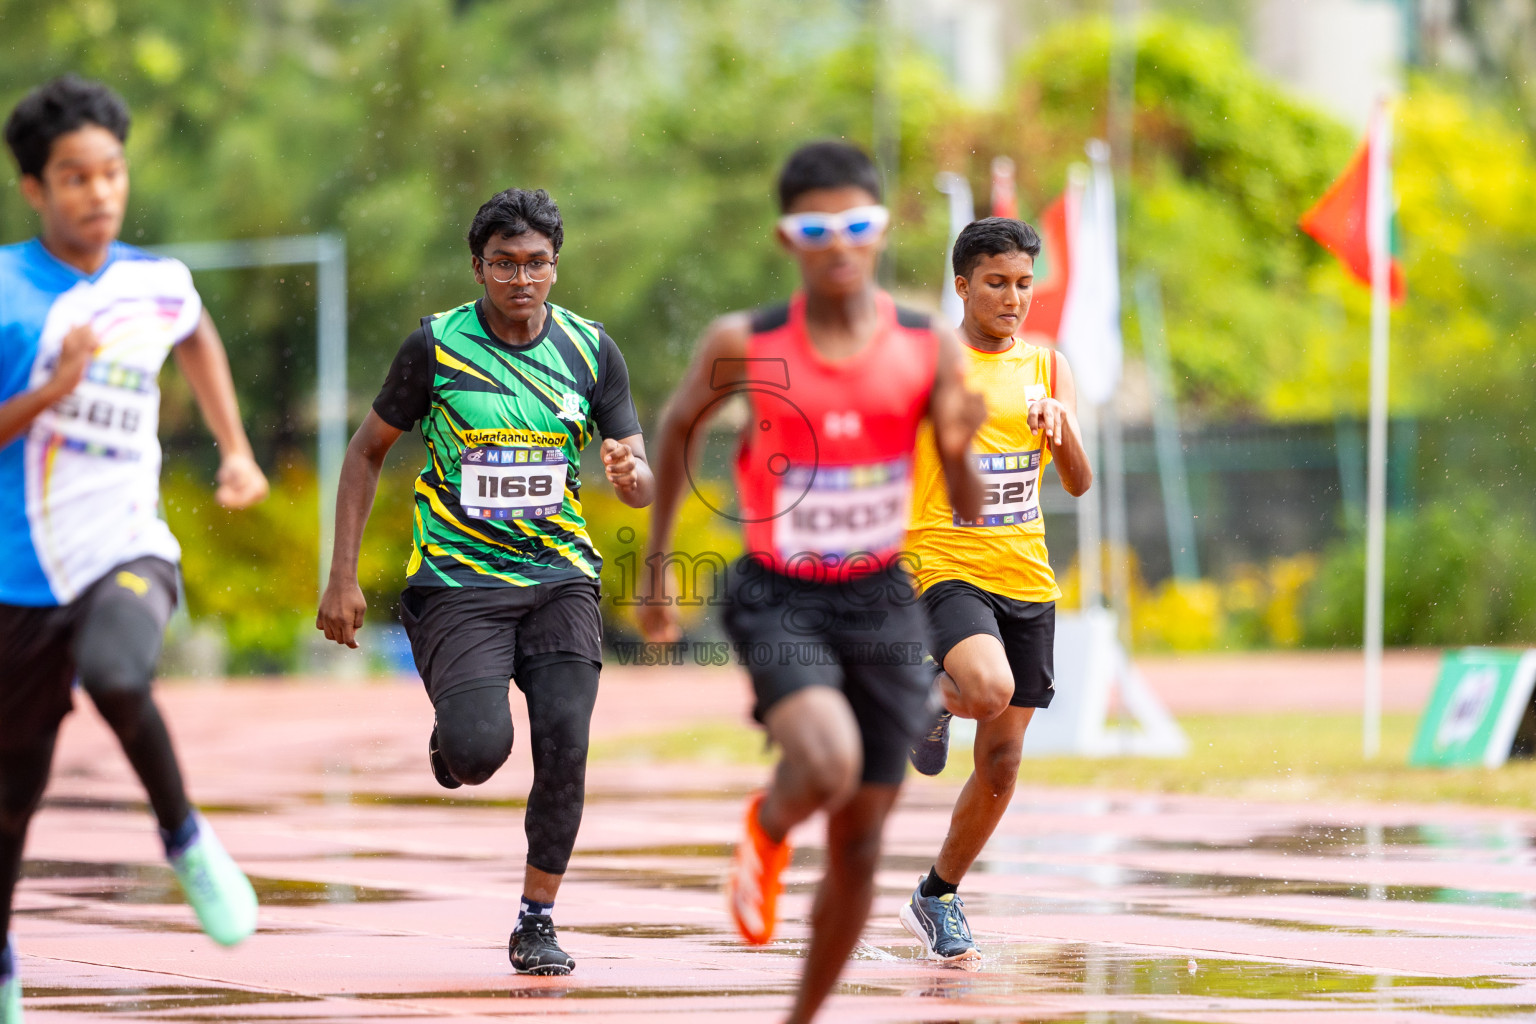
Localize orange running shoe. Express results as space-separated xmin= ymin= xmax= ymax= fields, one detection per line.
xmin=727 ymin=791 xmax=793 ymax=945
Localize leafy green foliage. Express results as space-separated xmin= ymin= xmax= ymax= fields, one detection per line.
xmin=1305 ymin=500 xmax=1536 ymax=648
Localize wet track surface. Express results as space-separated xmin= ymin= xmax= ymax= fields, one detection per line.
xmin=12 ymin=672 xmax=1536 ymax=1022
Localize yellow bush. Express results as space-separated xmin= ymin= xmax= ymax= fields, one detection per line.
xmin=1134 ymin=577 xmax=1224 ymax=651
xmin=1262 ymin=554 xmax=1318 ymax=647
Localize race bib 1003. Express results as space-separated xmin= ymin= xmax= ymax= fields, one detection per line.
xmin=774 ymin=457 xmax=912 ymax=560
xmin=955 ymin=449 xmax=1042 ymax=528
xmin=458 ymin=445 xmax=568 ymax=520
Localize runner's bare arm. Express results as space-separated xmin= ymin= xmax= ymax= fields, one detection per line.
xmin=317 ymin=410 xmax=404 ymax=648
xmin=0 ymin=322 xmax=97 ymax=450
xmin=1029 ymin=354 xmax=1092 ymax=496
xmin=637 ymin=314 xmax=751 ymax=642
xmin=601 ymin=433 xmax=655 ymax=508
xmin=174 ymin=310 xmax=269 ymax=509
xmin=927 ymin=321 xmax=986 ymax=521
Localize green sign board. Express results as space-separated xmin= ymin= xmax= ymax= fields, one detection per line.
xmin=1409 ymin=649 xmax=1536 ymax=768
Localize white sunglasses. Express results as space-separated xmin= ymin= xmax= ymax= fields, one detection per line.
xmin=778 ymin=205 xmax=890 ymax=249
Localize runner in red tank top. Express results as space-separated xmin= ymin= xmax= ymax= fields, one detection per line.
xmin=641 ymin=142 xmax=985 ymax=1024
xmin=735 ymin=289 xmax=937 ymax=580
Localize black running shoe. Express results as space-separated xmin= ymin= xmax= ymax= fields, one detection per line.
xmin=910 ymin=708 xmax=953 ymax=777
xmin=428 ymin=725 xmax=461 ymax=790
xmin=509 ymin=914 xmax=575 ymax=975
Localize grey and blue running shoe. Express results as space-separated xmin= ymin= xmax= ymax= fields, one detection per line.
xmin=898 ymin=877 xmax=980 ymax=962
xmin=909 ymin=708 xmax=953 ymax=777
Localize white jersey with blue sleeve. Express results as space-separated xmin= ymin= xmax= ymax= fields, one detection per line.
xmin=0 ymin=238 xmax=202 ymax=606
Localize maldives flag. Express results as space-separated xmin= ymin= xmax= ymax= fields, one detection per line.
xmin=1020 ymin=189 xmax=1073 ymax=347
xmin=1300 ymin=105 xmax=1404 ymax=303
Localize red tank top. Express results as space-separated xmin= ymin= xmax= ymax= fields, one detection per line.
xmin=734 ymin=291 xmax=939 ymax=582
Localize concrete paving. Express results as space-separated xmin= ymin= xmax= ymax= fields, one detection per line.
xmin=12 ymin=663 xmax=1536 ymax=1023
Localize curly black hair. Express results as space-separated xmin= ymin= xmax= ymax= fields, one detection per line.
xmin=777 ymin=140 xmax=882 ymax=213
xmin=952 ymin=217 xmax=1042 ymax=279
xmin=4 ymin=75 xmax=130 ymax=178
xmin=467 ymin=188 xmax=564 ymax=257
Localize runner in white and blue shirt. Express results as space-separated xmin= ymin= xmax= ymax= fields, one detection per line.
xmin=0 ymin=238 xmax=199 ymax=604
xmin=0 ymin=77 xmax=270 ymax=1021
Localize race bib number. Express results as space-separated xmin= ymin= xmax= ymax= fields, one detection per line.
xmin=774 ymin=458 xmax=911 ymax=560
xmin=955 ymin=450 xmax=1041 ymax=528
xmin=44 ymin=362 xmax=161 ymax=461
xmin=459 ymin=446 xmax=568 ymax=520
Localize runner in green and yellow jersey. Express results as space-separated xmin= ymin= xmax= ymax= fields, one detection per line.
xmin=317 ymin=188 xmax=653 ymax=976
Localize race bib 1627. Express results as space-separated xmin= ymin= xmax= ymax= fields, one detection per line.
xmin=954 ymin=449 xmax=1041 ymax=528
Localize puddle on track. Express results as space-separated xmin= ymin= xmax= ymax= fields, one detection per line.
xmin=23 ymin=985 xmax=317 ymax=1013
xmin=562 ymin=922 xmax=718 ymax=939
xmin=23 ymin=859 xmax=415 ymax=905
xmin=317 ymin=947 xmax=1520 ymax=1006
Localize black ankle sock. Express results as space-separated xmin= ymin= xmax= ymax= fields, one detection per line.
xmin=519 ymin=895 xmax=553 ymax=924
xmin=920 ymin=867 xmax=958 ymax=899
xmin=159 ymin=812 xmax=200 ymax=859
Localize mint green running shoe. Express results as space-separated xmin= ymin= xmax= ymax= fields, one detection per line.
xmin=1 ymin=937 xmax=21 ymax=1024
xmin=169 ymin=814 xmax=258 ymax=946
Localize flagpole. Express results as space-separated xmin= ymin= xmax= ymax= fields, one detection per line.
xmin=1362 ymin=100 xmax=1393 ymax=760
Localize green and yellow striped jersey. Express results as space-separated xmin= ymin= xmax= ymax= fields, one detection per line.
xmin=372 ymin=299 xmax=642 ymax=588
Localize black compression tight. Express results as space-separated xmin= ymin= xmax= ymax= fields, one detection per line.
xmin=74 ymin=592 xmax=192 ymax=835
xmin=0 ymin=738 xmax=55 ymax=944
xmin=431 ymin=653 xmax=600 ymax=876
xmin=2 ymin=593 xmax=193 ymax=946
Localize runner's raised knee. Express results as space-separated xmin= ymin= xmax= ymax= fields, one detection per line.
xmin=75 ymin=597 xmax=161 ymax=697
xmin=433 ymin=682 xmax=514 ymax=785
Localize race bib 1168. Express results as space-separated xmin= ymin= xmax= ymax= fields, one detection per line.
xmin=459 ymin=445 xmax=568 ymax=520
xmin=954 ymin=449 xmax=1041 ymax=528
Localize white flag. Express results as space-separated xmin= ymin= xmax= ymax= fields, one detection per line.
xmin=1058 ymin=140 xmax=1123 ymax=405
xmin=935 ymin=171 xmax=975 ymax=328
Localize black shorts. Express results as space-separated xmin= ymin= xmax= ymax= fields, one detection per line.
xmin=0 ymin=556 xmax=179 ymax=749
xmin=399 ymin=578 xmax=602 ymax=704
xmin=919 ymin=580 xmax=1055 ymax=709
xmin=721 ymin=557 xmax=932 ymax=787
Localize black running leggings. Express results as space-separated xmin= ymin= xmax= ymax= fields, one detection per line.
xmin=1 ymin=594 xmax=191 ymax=943
xmin=431 ymin=653 xmax=600 ymax=876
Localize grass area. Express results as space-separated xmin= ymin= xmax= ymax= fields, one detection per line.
xmin=592 ymin=712 xmax=1536 ymax=812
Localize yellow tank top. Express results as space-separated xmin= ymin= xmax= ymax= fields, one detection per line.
xmin=907 ymin=339 xmax=1060 ymax=602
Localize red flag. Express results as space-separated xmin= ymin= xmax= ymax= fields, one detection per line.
xmin=1020 ymin=191 xmax=1072 ymax=347
xmin=1300 ymin=120 xmax=1404 ymax=303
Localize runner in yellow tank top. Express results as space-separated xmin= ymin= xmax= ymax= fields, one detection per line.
xmin=898 ymin=218 xmax=1093 ymax=963
xmin=908 ymin=323 xmax=1059 ymax=602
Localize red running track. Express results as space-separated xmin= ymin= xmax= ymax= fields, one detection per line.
xmin=14 ymin=655 xmax=1536 ymax=1023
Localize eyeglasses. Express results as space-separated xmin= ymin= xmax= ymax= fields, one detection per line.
xmin=777 ymin=205 xmax=890 ymax=250
xmin=480 ymin=257 xmax=556 ymax=283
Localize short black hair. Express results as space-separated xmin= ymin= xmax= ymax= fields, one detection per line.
xmin=4 ymin=75 xmax=131 ymax=179
xmin=467 ymin=188 xmax=564 ymax=257
xmin=952 ymin=216 xmax=1042 ymax=279
xmin=777 ymin=141 xmax=882 ymax=213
